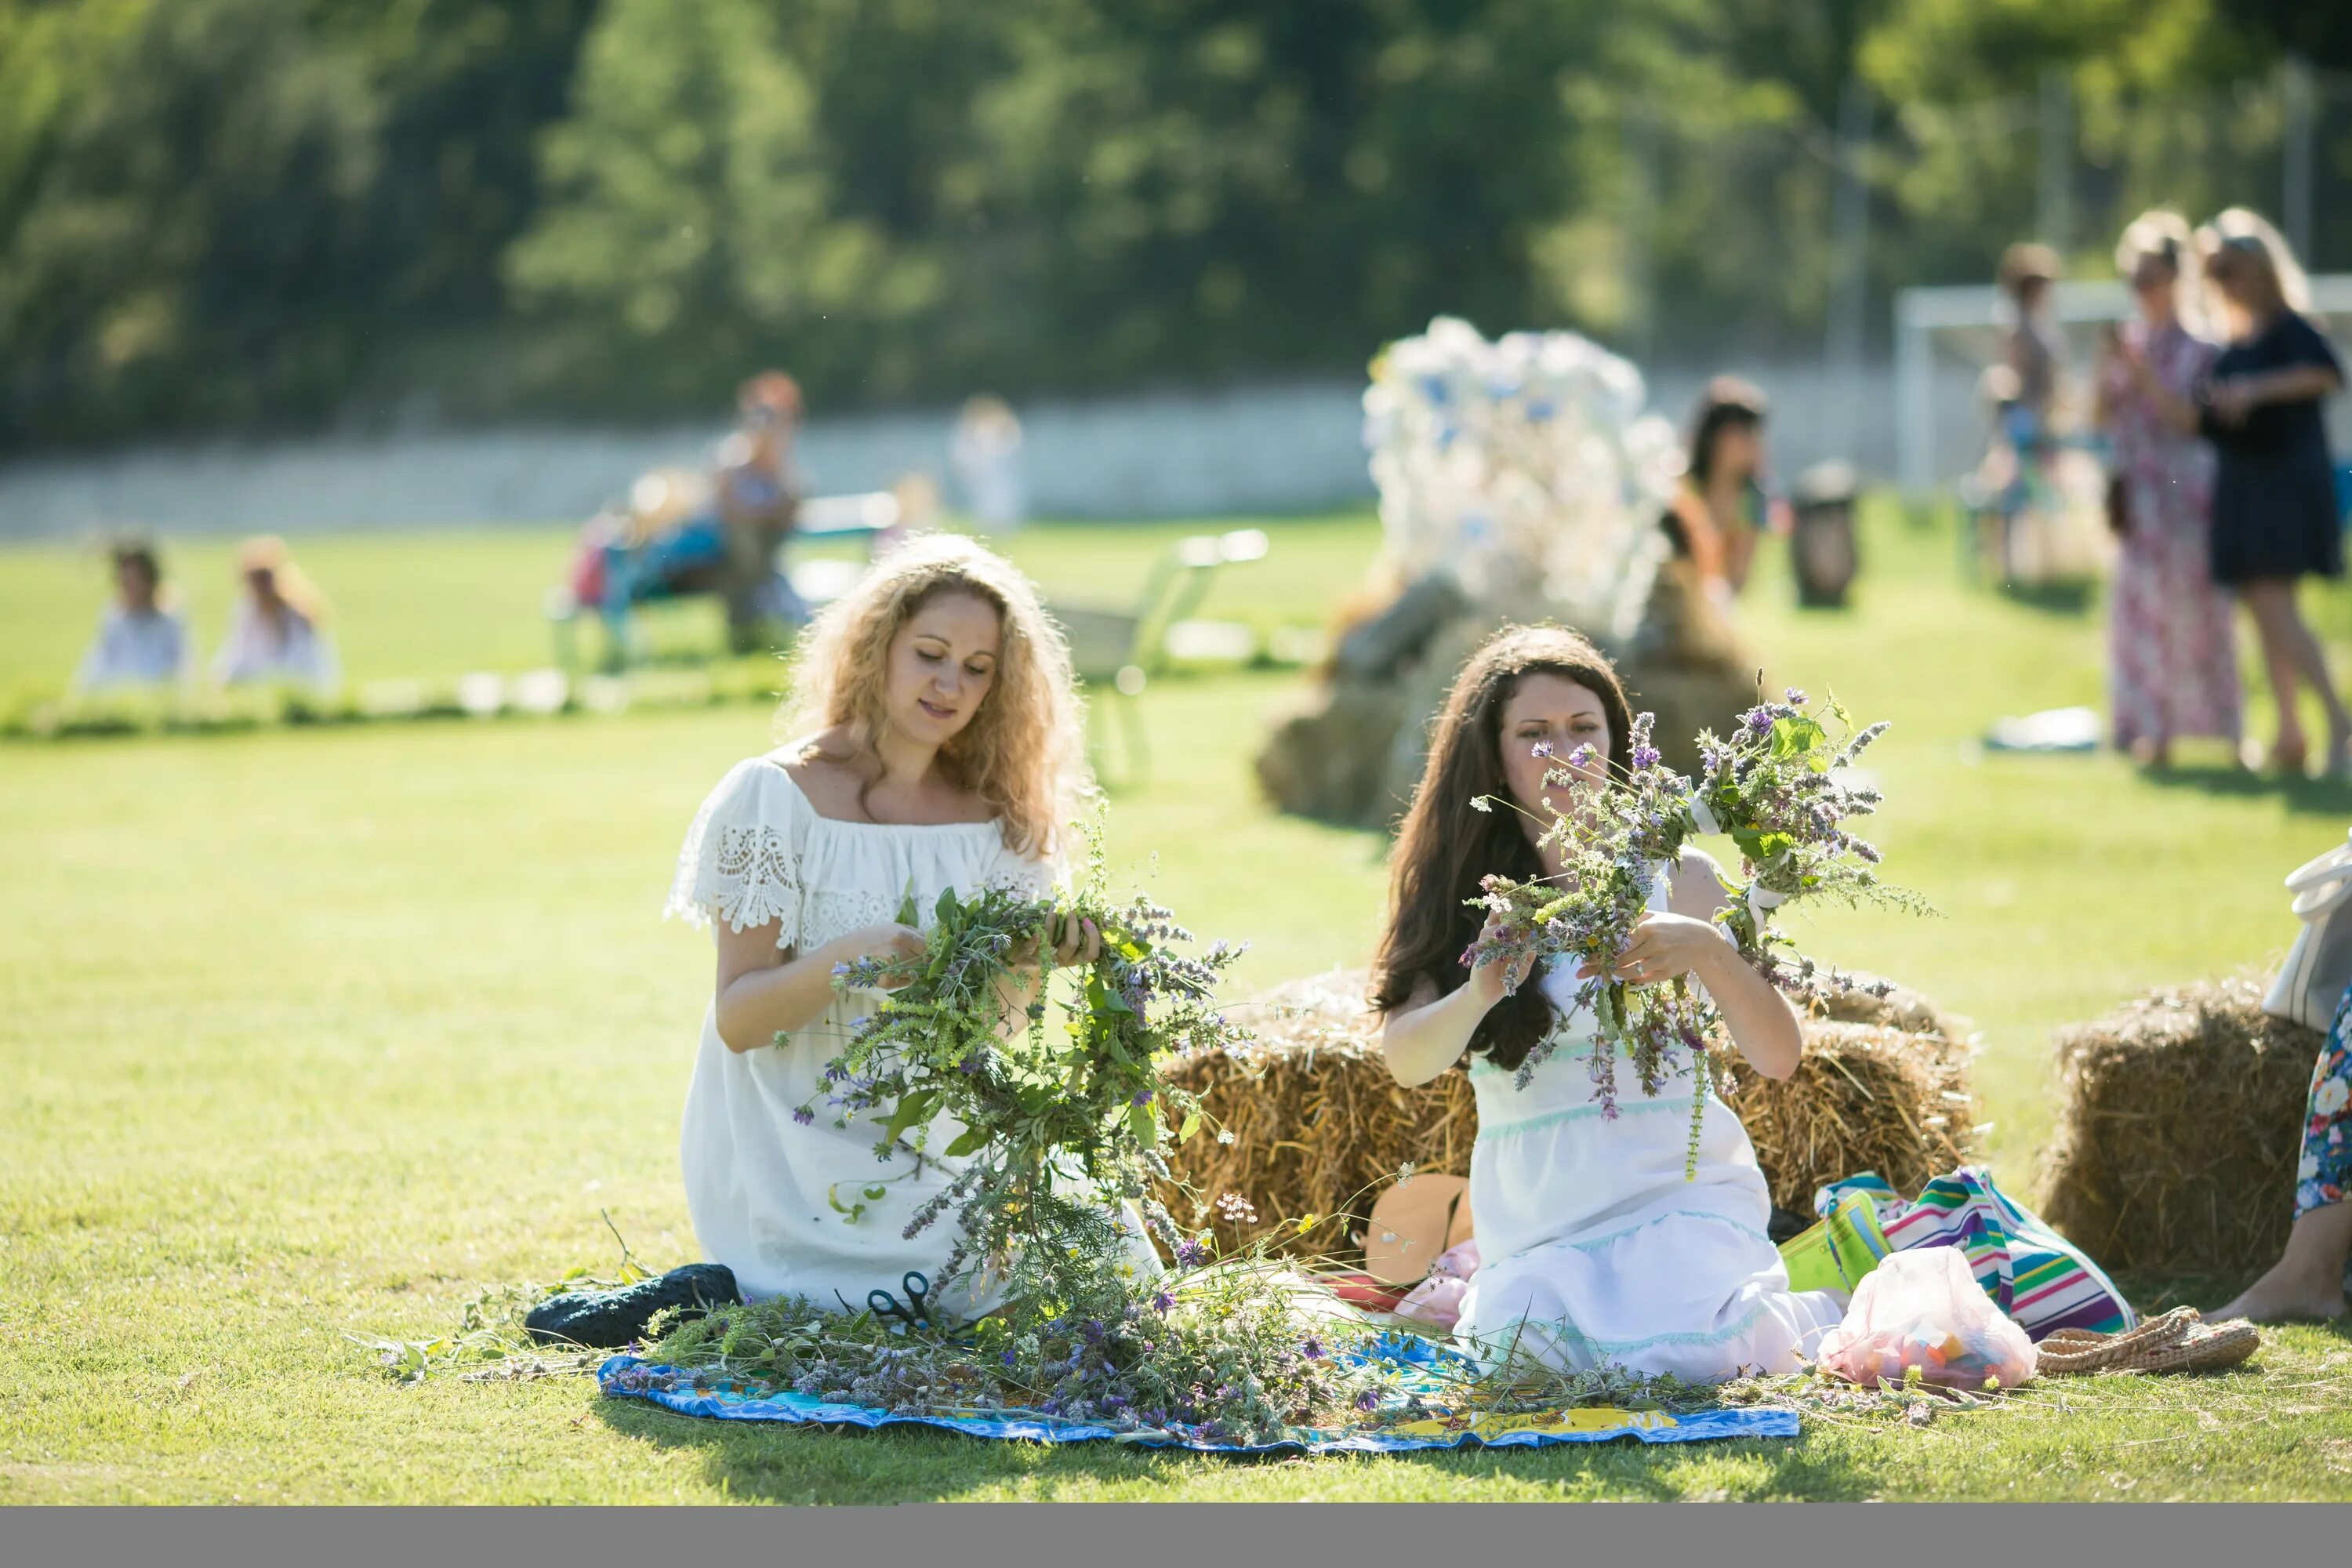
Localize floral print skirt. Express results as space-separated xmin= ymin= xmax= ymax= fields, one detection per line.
xmin=2296 ymin=989 xmax=2352 ymax=1217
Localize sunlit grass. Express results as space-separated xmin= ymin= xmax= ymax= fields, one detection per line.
xmin=5 ymin=505 xmax=2351 ymax=1501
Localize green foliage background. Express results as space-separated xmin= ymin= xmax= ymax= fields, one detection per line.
xmin=0 ymin=0 xmax=2340 ymax=451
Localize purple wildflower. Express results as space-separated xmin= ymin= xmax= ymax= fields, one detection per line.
xmin=1301 ymin=1335 xmax=1326 ymax=1360
xmin=1131 ymin=1088 xmax=1153 ymax=1106
xmin=791 ymin=1106 xmax=815 ymax=1126
xmin=1151 ymin=1289 xmax=1176 ymax=1314
xmin=1354 ymin=1388 xmax=1381 ymax=1413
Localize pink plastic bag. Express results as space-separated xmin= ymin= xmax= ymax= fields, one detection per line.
xmin=1817 ymin=1246 xmax=2038 ymax=1389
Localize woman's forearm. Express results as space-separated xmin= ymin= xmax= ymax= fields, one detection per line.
xmin=1381 ymin=985 xmax=1490 ymax=1087
xmin=989 ymin=964 xmax=1045 ymax=1041
xmin=716 ymin=939 xmax=851 ymax=1051
xmin=1690 ymin=943 xmax=1802 ymax=1080
xmin=2250 ymin=365 xmax=2343 ymax=406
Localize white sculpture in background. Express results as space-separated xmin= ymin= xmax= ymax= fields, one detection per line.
xmin=1363 ymin=316 xmax=1682 ymax=642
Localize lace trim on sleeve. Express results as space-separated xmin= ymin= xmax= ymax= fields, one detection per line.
xmin=664 ymin=763 xmax=802 ymax=946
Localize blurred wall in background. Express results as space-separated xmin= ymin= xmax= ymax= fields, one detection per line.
xmin=0 ymin=359 xmax=1991 ymax=537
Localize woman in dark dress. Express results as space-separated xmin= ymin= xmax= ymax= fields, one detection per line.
xmin=2197 ymin=210 xmax=2350 ymax=775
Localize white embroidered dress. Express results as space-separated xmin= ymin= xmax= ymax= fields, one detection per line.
xmin=1454 ymin=869 xmax=1846 ymax=1381
xmin=666 ymin=753 xmax=1058 ymax=1313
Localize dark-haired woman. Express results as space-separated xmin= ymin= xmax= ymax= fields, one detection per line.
xmin=75 ymin=539 xmax=187 ymax=689
xmin=1662 ymin=377 xmax=1784 ymax=600
xmin=1372 ymin=626 xmax=1842 ymax=1379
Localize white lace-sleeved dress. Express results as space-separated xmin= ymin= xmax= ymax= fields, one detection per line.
xmin=1452 ymin=868 xmax=1846 ymax=1382
xmin=666 ymin=751 xmax=1064 ymax=1315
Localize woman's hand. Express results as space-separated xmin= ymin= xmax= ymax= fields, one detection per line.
xmin=1464 ymin=913 xmax=1537 ymax=1011
xmin=2205 ymin=376 xmax=2258 ymax=426
xmin=829 ymin=922 xmax=928 ymax=989
xmin=1574 ymin=912 xmax=1729 ymax=987
xmin=1049 ymin=909 xmax=1102 ymax=967
xmin=1007 ymin=909 xmax=1102 ymax=973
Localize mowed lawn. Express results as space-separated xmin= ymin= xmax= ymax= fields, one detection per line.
xmin=5 ymin=507 xmax=2352 ymax=1502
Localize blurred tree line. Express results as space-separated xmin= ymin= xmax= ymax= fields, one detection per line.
xmin=0 ymin=0 xmax=2334 ymax=452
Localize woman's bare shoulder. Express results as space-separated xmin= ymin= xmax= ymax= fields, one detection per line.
xmin=777 ymin=733 xmax=862 ymax=815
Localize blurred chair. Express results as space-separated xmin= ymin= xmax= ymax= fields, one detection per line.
xmin=1053 ymin=528 xmax=1269 ymax=783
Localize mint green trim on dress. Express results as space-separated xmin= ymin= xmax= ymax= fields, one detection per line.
xmin=1472 ymin=1094 xmax=1731 ymax=1142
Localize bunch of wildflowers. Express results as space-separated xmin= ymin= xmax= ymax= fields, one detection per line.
xmin=1461 ymin=691 xmax=1926 ymax=1173
xmin=793 ymin=810 xmax=1253 ymax=1309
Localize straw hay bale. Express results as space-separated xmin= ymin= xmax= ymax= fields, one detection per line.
xmin=1806 ymin=972 xmax=1975 ymax=1058
xmin=1716 ymin=1019 xmax=1979 ymax=1214
xmin=1254 ymin=681 xmax=1413 ymax=827
xmin=2040 ymin=978 xmax=2321 ymax=1277
xmin=1160 ymin=969 xmax=1976 ymax=1261
xmin=1156 ymin=970 xmax=1475 ymax=1259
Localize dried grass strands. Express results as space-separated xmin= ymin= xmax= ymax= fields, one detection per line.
xmin=2039 ymin=978 xmax=2320 ymax=1278
xmin=1163 ymin=969 xmax=1976 ymax=1260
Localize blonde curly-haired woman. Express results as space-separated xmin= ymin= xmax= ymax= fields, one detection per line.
xmin=665 ymin=533 xmax=1138 ymax=1317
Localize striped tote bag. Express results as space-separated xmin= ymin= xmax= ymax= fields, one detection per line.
xmin=1816 ymin=1167 xmax=2136 ymax=1341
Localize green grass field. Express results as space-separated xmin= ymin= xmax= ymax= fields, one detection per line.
xmin=5 ymin=507 xmax=2351 ymax=1501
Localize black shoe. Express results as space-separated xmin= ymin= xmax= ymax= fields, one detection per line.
xmin=524 ymin=1263 xmax=742 ymax=1348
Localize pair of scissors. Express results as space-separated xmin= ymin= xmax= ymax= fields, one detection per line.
xmin=843 ymin=1271 xmax=934 ymax=1331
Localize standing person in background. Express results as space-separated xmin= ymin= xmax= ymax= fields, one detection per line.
xmin=2197 ymin=210 xmax=2350 ymax=777
xmin=1661 ymin=376 xmax=1788 ymax=603
xmin=1999 ymin=243 xmax=2067 ymax=443
xmin=951 ymin=396 xmax=1029 ymax=533
xmin=1987 ymin=243 xmax=2067 ymax=579
xmin=715 ymin=371 xmax=804 ymax=649
xmin=214 ymin=536 xmax=339 ymax=691
xmin=75 ymin=538 xmax=188 ymax=691
xmin=2096 ymin=210 xmax=2241 ymax=768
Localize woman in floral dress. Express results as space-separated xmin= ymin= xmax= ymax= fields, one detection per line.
xmin=2219 ymin=982 xmax=2352 ymax=1322
xmin=2096 ymin=210 xmax=2240 ymax=766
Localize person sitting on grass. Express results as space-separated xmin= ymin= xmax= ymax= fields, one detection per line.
xmin=75 ymin=538 xmax=187 ymax=691
xmin=662 ymin=532 xmax=1154 ymax=1324
xmin=1372 ymin=625 xmax=1845 ymax=1381
xmin=212 ymin=536 xmax=339 ymax=692
xmin=2219 ymin=980 xmax=2351 ymax=1323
